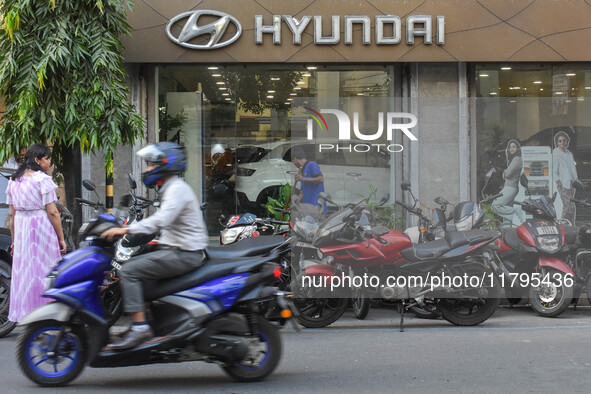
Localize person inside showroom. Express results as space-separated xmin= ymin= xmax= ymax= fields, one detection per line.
xmin=291 ymin=147 xmax=326 ymax=213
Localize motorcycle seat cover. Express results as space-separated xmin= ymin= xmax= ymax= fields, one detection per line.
xmin=445 ymin=229 xmax=493 ymax=249
xmin=400 ymin=238 xmax=451 ymax=262
xmin=206 ymin=235 xmax=285 ymax=259
xmin=143 ymin=256 xmax=271 ymax=301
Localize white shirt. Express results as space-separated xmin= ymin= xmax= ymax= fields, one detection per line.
xmin=127 ymin=176 xmax=208 ymax=251
xmin=552 ymin=148 xmax=578 ymax=187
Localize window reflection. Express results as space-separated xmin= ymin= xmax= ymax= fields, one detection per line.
xmin=474 ymin=64 xmax=591 ymax=224
xmin=158 ymin=65 xmax=393 ymax=235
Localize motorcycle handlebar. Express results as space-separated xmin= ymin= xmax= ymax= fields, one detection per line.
xmin=481 ymin=192 xmax=503 ymax=204
xmin=269 ymin=219 xmax=290 ymax=225
xmin=273 ymin=207 xmax=291 ymax=214
xmin=395 ymin=201 xmax=422 ymax=218
xmin=76 ymin=197 xmax=99 ymax=208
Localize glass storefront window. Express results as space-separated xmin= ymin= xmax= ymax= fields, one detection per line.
xmin=157 ymin=65 xmax=394 ymax=235
xmin=473 ymin=64 xmax=591 ymax=225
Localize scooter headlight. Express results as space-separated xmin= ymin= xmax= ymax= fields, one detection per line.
xmin=537 ymin=235 xmax=560 ymax=252
xmin=220 ymin=227 xmax=245 ymax=245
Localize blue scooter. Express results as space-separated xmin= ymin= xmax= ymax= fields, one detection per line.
xmin=15 ymin=213 xmax=294 ymax=386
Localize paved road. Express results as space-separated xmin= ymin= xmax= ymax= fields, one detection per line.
xmin=1 ymin=304 xmax=590 ymax=393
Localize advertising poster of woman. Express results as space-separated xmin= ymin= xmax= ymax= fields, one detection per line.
xmin=552 ymin=131 xmax=579 ymax=224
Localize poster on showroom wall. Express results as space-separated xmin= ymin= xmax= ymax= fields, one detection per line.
xmin=521 ymin=146 xmax=552 ymax=198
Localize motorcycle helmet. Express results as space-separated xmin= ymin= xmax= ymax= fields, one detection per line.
xmin=137 ymin=142 xmax=186 ymax=187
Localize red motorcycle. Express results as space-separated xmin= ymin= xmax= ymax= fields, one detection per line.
xmin=491 ymin=194 xmax=575 ymax=317
xmin=291 ymin=191 xmax=501 ymax=329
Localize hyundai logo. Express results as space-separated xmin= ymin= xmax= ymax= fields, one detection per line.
xmin=166 ymin=10 xmax=242 ymax=50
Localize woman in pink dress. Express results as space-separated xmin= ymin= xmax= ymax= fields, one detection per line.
xmin=6 ymin=144 xmax=67 ymax=322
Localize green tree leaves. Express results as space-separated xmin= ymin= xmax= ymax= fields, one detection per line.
xmin=0 ymin=0 xmax=144 ymax=172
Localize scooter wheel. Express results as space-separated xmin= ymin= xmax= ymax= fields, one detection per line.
xmin=0 ymin=260 xmax=17 ymax=338
xmin=16 ymin=320 xmax=87 ymax=387
xmin=529 ymin=269 xmax=573 ymax=318
xmin=294 ymin=298 xmax=348 ymax=328
xmin=222 ymin=318 xmax=281 ymax=382
xmin=351 ymin=288 xmax=371 ymax=320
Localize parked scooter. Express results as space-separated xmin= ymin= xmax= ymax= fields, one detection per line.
xmin=15 ymin=212 xmax=295 ymax=386
xmin=218 ymin=212 xmax=289 ymax=245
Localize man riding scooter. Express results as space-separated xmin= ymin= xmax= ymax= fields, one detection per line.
xmin=101 ymin=142 xmax=208 ymax=350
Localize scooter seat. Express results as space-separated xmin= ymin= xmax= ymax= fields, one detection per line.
xmin=143 ymin=256 xmax=273 ymax=301
xmin=205 ymin=235 xmax=286 ymax=260
xmin=400 ymin=238 xmax=451 ymax=262
xmin=445 ymin=229 xmax=495 ymax=249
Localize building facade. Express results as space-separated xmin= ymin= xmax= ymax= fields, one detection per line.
xmin=88 ymin=0 xmax=591 ymax=233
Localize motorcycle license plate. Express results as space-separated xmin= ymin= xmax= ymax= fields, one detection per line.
xmin=536 ymin=226 xmax=558 ymax=235
xmin=295 ymin=241 xmax=313 ymax=248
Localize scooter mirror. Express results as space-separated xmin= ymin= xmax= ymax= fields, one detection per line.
xmin=434 ymin=196 xmax=449 ymax=206
xmin=572 ymin=180 xmax=586 ymax=193
xmin=82 ymin=179 xmax=96 ymax=191
xmin=400 ymin=180 xmax=411 ymax=191
xmin=128 ymin=173 xmax=137 ymax=190
xmin=379 ymin=193 xmax=390 ymax=205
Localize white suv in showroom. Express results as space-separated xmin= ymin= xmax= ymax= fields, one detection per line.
xmin=235 ymin=141 xmax=391 ymax=213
